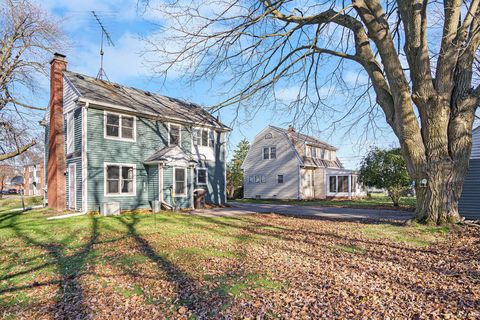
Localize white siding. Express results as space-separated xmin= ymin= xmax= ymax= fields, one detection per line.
xmin=243 ymin=127 xmax=301 ymax=199
xmin=471 ymin=127 xmax=480 ymax=159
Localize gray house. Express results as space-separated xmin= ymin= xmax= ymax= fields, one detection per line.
xmin=242 ymin=126 xmax=366 ymax=200
xmin=459 ymin=126 xmax=480 ymax=218
xmin=42 ymin=53 xmax=230 ymax=213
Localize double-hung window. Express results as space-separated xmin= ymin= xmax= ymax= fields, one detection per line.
xmin=174 ymin=168 xmax=187 ymax=196
xmin=263 ymin=146 xmax=276 ymax=159
xmin=193 ymin=129 xmax=202 ymax=145
xmin=66 ymin=111 xmax=75 ymax=154
xmin=106 ymin=164 xmax=135 ymax=195
xmin=196 ymin=168 xmax=207 ymax=185
xmin=311 ymin=147 xmax=317 ymax=158
xmin=193 ymin=128 xmax=215 ymax=147
xmin=105 ymin=112 xmax=135 ymax=141
xmin=277 ymin=175 xmax=284 ymax=184
xmin=169 ymin=124 xmax=181 ymax=146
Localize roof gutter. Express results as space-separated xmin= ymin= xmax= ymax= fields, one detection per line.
xmin=77 ymin=97 xmax=231 ymax=132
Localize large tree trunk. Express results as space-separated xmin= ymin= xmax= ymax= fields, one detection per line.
xmin=414 ymin=160 xmax=464 ymax=224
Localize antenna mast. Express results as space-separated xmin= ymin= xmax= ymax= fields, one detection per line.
xmin=91 ymin=11 xmax=115 ymax=81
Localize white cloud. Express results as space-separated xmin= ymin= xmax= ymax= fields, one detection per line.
xmin=71 ymin=32 xmax=149 ymax=82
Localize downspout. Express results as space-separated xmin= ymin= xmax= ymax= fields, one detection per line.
xmin=82 ymin=102 xmax=89 ymax=214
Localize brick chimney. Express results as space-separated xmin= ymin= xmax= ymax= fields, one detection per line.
xmin=47 ymin=53 xmax=67 ymax=210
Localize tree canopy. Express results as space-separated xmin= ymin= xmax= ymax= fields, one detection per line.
xmin=142 ymin=0 xmax=480 ymax=224
xmin=359 ymin=148 xmax=411 ymax=206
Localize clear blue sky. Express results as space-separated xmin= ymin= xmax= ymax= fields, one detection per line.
xmin=32 ymin=0 xmax=399 ymax=168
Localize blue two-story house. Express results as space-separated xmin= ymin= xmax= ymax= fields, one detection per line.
xmin=42 ymin=53 xmax=230 ymax=213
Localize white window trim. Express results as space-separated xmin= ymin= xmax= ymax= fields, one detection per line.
xmin=192 ymin=127 xmax=215 ymax=148
xmin=68 ymin=163 xmax=76 ymax=210
xmin=104 ymin=162 xmax=137 ymax=197
xmin=262 ymin=146 xmax=277 ymax=160
xmin=327 ymin=175 xmax=350 ymax=194
xmin=67 ymin=111 xmax=75 ymax=154
xmin=196 ymin=167 xmax=208 ymax=185
xmin=277 ymin=174 xmax=284 ymax=184
xmin=173 ymin=166 xmax=188 ymax=197
xmin=103 ymin=110 xmax=137 ymax=142
xmin=168 ymin=123 xmax=182 ymax=146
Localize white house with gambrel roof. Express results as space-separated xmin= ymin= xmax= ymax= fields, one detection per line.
xmin=242 ymin=126 xmax=366 ymax=200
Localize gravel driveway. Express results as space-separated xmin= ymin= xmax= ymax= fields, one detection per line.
xmin=192 ymin=201 xmax=414 ymax=221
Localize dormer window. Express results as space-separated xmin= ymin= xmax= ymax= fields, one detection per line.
xmin=104 ymin=112 xmax=135 ymax=141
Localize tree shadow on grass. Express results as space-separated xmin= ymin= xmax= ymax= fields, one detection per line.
xmin=117 ymin=214 xmax=235 ymax=318
xmin=3 ymin=213 xmax=99 ymax=319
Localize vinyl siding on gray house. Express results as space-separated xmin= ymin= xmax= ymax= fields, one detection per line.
xmin=459 ymin=127 xmax=480 ymax=218
xmin=242 ymin=127 xmax=300 ymax=199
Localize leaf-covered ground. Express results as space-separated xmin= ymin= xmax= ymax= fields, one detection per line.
xmin=0 ymin=200 xmax=478 ymax=319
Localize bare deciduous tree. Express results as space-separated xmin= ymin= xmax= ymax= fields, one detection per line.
xmin=0 ymin=0 xmax=65 ymax=162
xmin=143 ymin=0 xmax=480 ymax=225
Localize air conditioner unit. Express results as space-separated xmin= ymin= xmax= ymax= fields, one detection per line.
xmin=151 ymin=200 xmax=161 ymax=213
xmin=101 ymin=202 xmax=120 ymax=216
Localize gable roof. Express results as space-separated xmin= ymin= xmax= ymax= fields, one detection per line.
xmin=63 ymin=71 xmax=230 ymax=131
xmin=269 ymin=126 xmax=337 ymax=150
xmin=144 ymin=146 xmax=196 ymax=165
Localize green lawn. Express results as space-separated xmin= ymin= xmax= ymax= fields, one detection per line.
xmin=0 ymin=197 xmax=478 ymax=319
xmin=235 ymin=193 xmax=416 ymax=210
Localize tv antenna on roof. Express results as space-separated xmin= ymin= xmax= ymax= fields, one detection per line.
xmin=91 ymin=11 xmax=115 ymax=81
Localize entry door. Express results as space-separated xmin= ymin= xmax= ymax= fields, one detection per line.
xmin=68 ymin=164 xmax=76 ymax=210
xmin=305 ymin=170 xmax=314 ymax=198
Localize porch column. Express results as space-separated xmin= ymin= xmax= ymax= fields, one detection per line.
xmin=190 ymin=167 xmax=194 ymax=209
xmin=348 ymin=175 xmax=352 ymax=199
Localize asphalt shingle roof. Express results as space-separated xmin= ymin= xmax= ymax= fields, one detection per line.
xmin=270 ymin=126 xmax=337 ymax=150
xmin=64 ymin=71 xmax=229 ymax=130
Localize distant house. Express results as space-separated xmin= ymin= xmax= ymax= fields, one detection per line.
xmin=242 ymin=126 xmax=366 ymax=200
xmin=459 ymin=126 xmax=480 ymax=218
xmin=23 ymin=162 xmax=45 ymax=196
xmin=41 ymin=53 xmax=230 ymax=213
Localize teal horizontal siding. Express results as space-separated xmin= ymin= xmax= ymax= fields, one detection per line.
xmin=147 ymin=165 xmax=159 ymax=202
xmin=86 ymin=106 xmax=225 ymax=211
xmin=65 ymin=108 xmax=83 ymax=211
